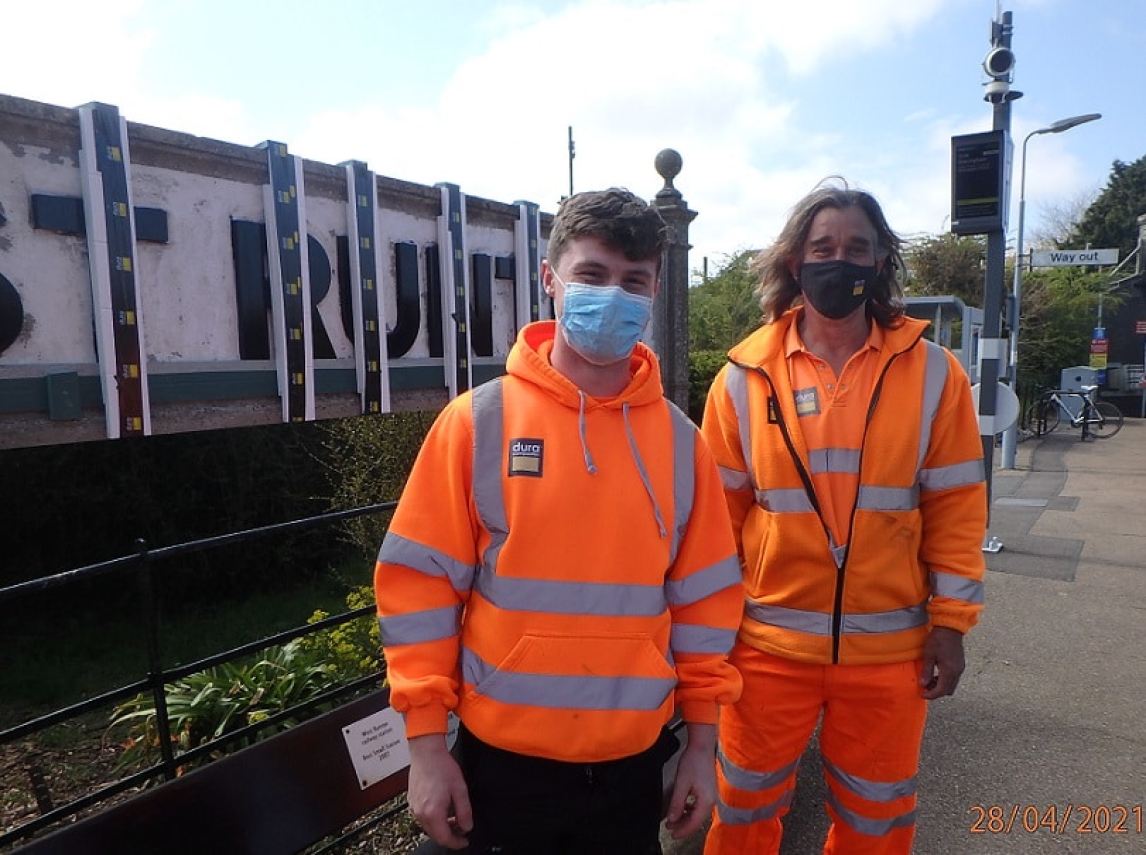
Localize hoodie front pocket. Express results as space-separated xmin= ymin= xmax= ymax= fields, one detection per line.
xmin=464 ymin=631 xmax=677 ymax=712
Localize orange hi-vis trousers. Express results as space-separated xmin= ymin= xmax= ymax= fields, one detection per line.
xmin=704 ymin=643 xmax=927 ymax=855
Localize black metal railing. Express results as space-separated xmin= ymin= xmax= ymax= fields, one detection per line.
xmin=0 ymin=501 xmax=397 ymax=848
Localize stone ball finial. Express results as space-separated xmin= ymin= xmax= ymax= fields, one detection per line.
xmin=655 ymin=149 xmax=683 ymax=193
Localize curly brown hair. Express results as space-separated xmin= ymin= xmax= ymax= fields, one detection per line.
xmin=751 ymin=178 xmax=906 ymax=326
xmin=546 ymin=188 xmax=668 ymax=268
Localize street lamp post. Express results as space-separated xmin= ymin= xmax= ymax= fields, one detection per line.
xmin=999 ymin=112 xmax=1101 ymax=469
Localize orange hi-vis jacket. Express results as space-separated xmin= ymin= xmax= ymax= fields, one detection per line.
xmin=702 ymin=311 xmax=986 ymax=665
xmin=375 ymin=321 xmax=743 ymax=763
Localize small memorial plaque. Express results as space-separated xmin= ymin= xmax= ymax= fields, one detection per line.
xmin=342 ymin=708 xmax=460 ymax=790
xmin=342 ymin=707 xmax=411 ymax=790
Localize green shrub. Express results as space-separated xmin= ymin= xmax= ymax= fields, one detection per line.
xmin=320 ymin=411 xmax=437 ymax=562
xmin=0 ymin=420 xmax=332 ymax=591
xmin=688 ymin=349 xmax=731 ymax=424
xmin=107 ymin=640 xmax=335 ymax=772
xmin=300 ymin=586 xmax=382 ymax=683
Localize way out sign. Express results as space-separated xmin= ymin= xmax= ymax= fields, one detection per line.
xmin=1031 ymin=248 xmax=1119 ymax=267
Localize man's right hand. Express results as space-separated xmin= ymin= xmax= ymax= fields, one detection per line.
xmin=406 ymin=734 xmax=473 ymax=850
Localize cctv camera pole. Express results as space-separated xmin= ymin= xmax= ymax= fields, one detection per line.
xmin=977 ymin=9 xmax=1021 ymax=552
xmin=568 ymin=126 xmax=575 ymax=197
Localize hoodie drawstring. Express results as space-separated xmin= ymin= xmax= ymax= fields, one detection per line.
xmin=623 ymin=402 xmax=668 ymax=538
xmin=575 ymin=395 xmax=668 ymax=538
xmin=577 ymin=392 xmax=598 ymax=474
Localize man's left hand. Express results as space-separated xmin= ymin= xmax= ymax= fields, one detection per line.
xmin=664 ymin=723 xmax=718 ymax=840
xmin=920 ymin=626 xmax=965 ymax=699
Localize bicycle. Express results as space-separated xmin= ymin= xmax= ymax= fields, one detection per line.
xmin=1021 ymin=385 xmax=1124 ymax=439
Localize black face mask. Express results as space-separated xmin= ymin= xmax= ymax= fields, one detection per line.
xmin=798 ymin=260 xmax=876 ymax=319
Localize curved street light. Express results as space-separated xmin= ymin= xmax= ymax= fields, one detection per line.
xmin=1000 ymin=112 xmax=1102 ymax=469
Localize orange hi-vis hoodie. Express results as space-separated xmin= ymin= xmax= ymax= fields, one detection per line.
xmin=374 ymin=321 xmax=744 ymax=763
xmin=702 ymin=311 xmax=987 ymax=666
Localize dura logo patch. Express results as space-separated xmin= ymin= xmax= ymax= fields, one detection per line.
xmin=508 ymin=438 xmax=544 ymax=477
xmin=794 ymin=387 xmax=820 ymax=417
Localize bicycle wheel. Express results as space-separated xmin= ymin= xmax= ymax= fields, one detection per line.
xmin=1020 ymin=402 xmax=1038 ymax=433
xmin=1088 ymin=401 xmax=1124 ymax=438
xmin=1023 ymin=398 xmax=1060 ymax=435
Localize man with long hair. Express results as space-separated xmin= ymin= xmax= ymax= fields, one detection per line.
xmin=702 ymin=179 xmax=986 ymax=854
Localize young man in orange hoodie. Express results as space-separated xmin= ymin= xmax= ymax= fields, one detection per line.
xmin=374 ymin=187 xmax=743 ymax=854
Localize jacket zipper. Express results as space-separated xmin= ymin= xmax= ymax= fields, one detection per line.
xmin=736 ymin=327 xmax=924 ymax=663
xmin=745 ymin=366 xmax=841 ymax=654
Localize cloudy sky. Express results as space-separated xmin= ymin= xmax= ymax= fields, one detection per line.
xmin=7 ymin=0 xmax=1143 ymax=274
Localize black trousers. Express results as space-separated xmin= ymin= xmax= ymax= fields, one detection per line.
xmin=452 ymin=723 xmax=679 ymax=855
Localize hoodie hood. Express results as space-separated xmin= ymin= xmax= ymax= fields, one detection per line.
xmin=507 ymin=320 xmax=666 ymax=410
xmin=505 ymin=320 xmax=669 ymax=537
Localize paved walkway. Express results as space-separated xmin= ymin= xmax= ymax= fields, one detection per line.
xmin=666 ymin=419 xmax=1146 ymax=854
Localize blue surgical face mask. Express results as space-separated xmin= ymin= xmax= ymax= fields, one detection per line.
xmin=554 ymin=278 xmax=653 ymax=366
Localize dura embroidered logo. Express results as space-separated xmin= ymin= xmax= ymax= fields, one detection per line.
xmin=508 ymin=438 xmax=544 ymax=477
xmin=794 ymin=387 xmax=821 ymax=417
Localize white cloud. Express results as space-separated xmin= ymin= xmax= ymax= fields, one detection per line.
xmin=6 ymin=0 xmax=154 ymax=111
xmin=298 ymin=0 xmax=961 ymax=265
xmin=5 ymin=0 xmax=1028 ymax=269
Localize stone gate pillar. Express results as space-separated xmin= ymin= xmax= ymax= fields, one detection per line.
xmin=650 ymin=149 xmax=697 ymax=413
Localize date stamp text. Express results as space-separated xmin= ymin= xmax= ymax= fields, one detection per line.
xmin=969 ymin=804 xmax=1143 ymax=836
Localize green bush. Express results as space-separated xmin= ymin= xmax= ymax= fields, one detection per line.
xmin=0 ymin=419 xmax=335 ymax=599
xmin=107 ymin=639 xmax=335 ymax=772
xmin=320 ymin=412 xmax=436 ymax=562
xmin=300 ymin=586 xmax=382 ymax=683
xmin=688 ymin=349 xmax=731 ymax=424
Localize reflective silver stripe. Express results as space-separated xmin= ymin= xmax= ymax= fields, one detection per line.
xmin=856 ymin=484 xmax=918 ymax=511
xmin=719 ymin=464 xmax=751 ymax=491
xmin=826 ymin=788 xmax=917 ymax=836
xmin=920 ymin=458 xmax=986 ymax=492
xmin=745 ymin=601 xmax=833 ymax=635
xmin=756 ymin=488 xmax=816 ymax=513
xmin=841 ymin=603 xmax=928 ymax=634
xmin=746 ymin=601 xmax=928 ymax=635
xmin=475 ymin=572 xmax=667 ymax=617
xmin=733 ymin=343 xmax=949 ymax=515
xmin=917 ymin=341 xmax=949 ymax=470
xmin=667 ymin=402 xmax=697 ymax=565
xmin=716 ymin=790 xmax=794 ymax=825
xmin=725 ymin=365 xmax=757 ymax=490
xmin=378 ymin=531 xmax=477 ymax=592
xmin=824 ymin=757 xmax=917 ymax=802
xmin=461 ymin=647 xmax=675 ymax=711
xmin=377 ymin=604 xmax=461 ymax=646
xmin=671 ymin=623 xmax=737 ymax=655
xmin=931 ymin=570 xmax=985 ymax=605
xmin=470 ymin=380 xmax=698 ymax=617
xmin=666 ymin=555 xmax=741 ymax=607
xmin=471 ymin=380 xmax=508 ymax=575
xmin=719 ymin=748 xmax=799 ymax=792
xmin=809 ymin=447 xmax=861 ymax=475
